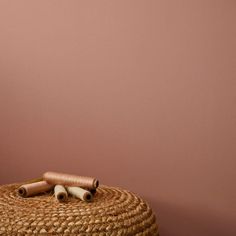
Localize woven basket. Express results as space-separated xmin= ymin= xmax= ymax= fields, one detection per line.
xmin=0 ymin=183 xmax=159 ymax=235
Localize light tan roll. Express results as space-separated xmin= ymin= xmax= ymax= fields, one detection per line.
xmin=54 ymin=185 xmax=68 ymax=202
xmin=66 ymin=186 xmax=93 ymax=202
xmin=43 ymin=171 xmax=99 ymax=189
xmin=18 ymin=181 xmax=54 ymax=197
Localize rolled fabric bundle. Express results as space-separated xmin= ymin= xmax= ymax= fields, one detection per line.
xmin=43 ymin=171 xmax=99 ymax=189
xmin=54 ymin=185 xmax=68 ymax=202
xmin=66 ymin=186 xmax=93 ymax=202
xmin=18 ymin=181 xmax=54 ymax=197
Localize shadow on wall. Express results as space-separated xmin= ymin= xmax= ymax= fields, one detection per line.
xmin=147 ymin=199 xmax=235 ymax=236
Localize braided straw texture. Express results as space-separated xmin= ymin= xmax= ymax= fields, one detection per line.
xmin=0 ymin=183 xmax=159 ymax=236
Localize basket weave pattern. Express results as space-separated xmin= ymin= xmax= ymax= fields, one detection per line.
xmin=0 ymin=183 xmax=159 ymax=235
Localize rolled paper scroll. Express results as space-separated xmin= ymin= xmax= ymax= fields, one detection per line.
xmin=18 ymin=181 xmax=54 ymax=197
xmin=43 ymin=171 xmax=99 ymax=189
xmin=54 ymin=185 xmax=68 ymax=202
xmin=66 ymin=186 xmax=93 ymax=202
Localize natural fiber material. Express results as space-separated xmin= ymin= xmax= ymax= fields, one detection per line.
xmin=54 ymin=185 xmax=68 ymax=202
xmin=0 ymin=182 xmax=159 ymax=236
xmin=66 ymin=186 xmax=93 ymax=202
xmin=18 ymin=181 xmax=54 ymax=197
xmin=43 ymin=171 xmax=99 ymax=189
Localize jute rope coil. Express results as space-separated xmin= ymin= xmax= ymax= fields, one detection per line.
xmin=0 ymin=182 xmax=159 ymax=236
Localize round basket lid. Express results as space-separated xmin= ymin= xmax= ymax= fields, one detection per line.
xmin=0 ymin=183 xmax=159 ymax=235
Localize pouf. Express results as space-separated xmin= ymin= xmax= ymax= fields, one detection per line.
xmin=0 ymin=183 xmax=159 ymax=235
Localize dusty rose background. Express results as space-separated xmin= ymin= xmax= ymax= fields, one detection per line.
xmin=0 ymin=1 xmax=235 ymax=236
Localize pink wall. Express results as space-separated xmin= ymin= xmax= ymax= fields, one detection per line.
xmin=0 ymin=1 xmax=235 ymax=235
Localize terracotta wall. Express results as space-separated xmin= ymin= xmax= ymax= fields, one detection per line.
xmin=0 ymin=1 xmax=235 ymax=235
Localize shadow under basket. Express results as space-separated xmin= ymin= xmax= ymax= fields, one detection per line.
xmin=0 ymin=183 xmax=159 ymax=235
